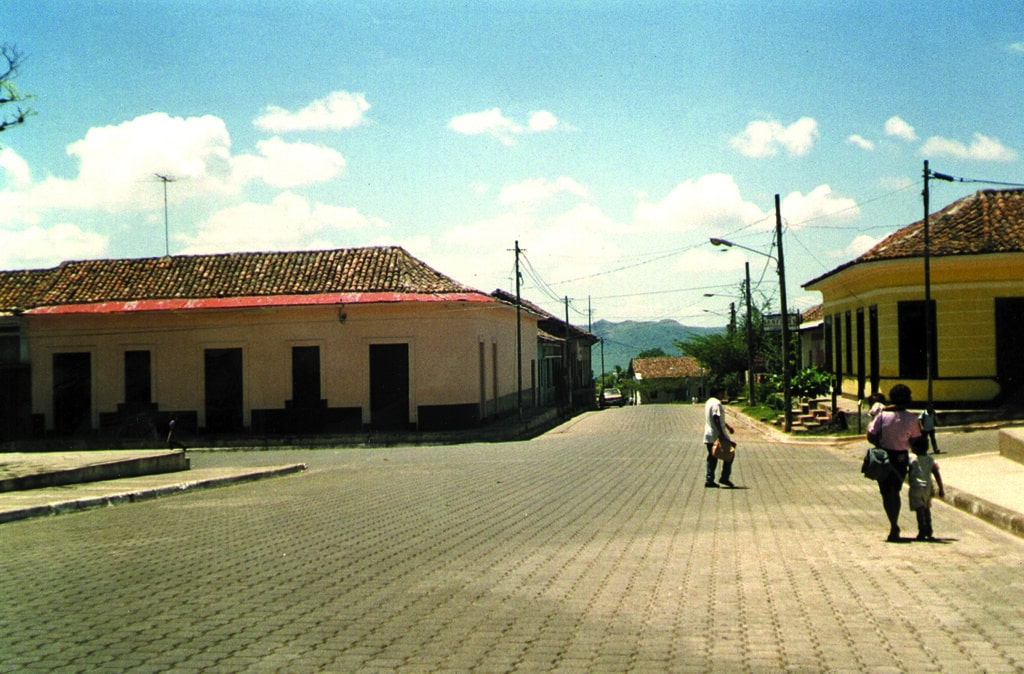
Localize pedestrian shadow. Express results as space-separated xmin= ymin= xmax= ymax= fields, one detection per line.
xmin=886 ymin=536 xmax=956 ymax=544
xmin=723 ymin=485 xmax=750 ymax=490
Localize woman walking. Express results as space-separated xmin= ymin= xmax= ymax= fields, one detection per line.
xmin=866 ymin=384 xmax=923 ymax=542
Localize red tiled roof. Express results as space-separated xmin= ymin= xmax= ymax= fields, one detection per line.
xmin=491 ymin=289 xmax=597 ymax=343
xmin=0 ymin=247 xmax=488 ymax=313
xmin=629 ymin=356 xmax=702 ymax=379
xmin=800 ymin=304 xmax=824 ymax=323
xmin=805 ymin=189 xmax=1024 ymax=288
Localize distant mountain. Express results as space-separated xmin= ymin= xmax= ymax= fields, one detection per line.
xmin=590 ymin=319 xmax=719 ymax=374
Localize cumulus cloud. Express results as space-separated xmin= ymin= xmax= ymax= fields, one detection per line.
xmin=234 ymin=137 xmax=346 ymax=189
xmin=254 ymin=91 xmax=370 ymax=132
xmin=779 ymin=185 xmax=859 ymax=229
xmin=884 ymin=116 xmax=918 ymax=142
xmin=0 ymin=223 xmax=107 ymax=269
xmin=634 ymin=174 xmax=764 ymax=232
xmin=0 ymin=147 xmax=31 ymax=188
xmin=448 ymin=108 xmax=568 ymax=145
xmin=0 ymin=112 xmax=354 ymax=233
xmin=919 ymin=133 xmax=1019 ymax=162
xmin=179 ymin=191 xmax=388 ymax=254
xmin=844 ymin=234 xmax=881 ymax=257
xmin=499 ymin=176 xmax=590 ymax=207
xmin=58 ymin=112 xmax=235 ymax=209
xmin=730 ymin=117 xmax=819 ymax=158
xmin=847 ymin=134 xmax=875 ymax=151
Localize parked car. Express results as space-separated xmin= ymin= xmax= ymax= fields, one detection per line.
xmin=601 ymin=387 xmax=627 ymax=408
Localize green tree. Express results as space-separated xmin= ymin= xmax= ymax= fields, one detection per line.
xmin=636 ymin=347 xmax=667 ymax=358
xmin=1 ymin=44 xmax=33 ymax=137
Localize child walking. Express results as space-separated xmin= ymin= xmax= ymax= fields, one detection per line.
xmin=908 ymin=438 xmax=944 ymax=541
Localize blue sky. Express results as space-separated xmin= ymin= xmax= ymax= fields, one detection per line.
xmin=2 ymin=2 xmax=1023 ymax=326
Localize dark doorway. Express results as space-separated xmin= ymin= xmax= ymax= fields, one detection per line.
xmin=370 ymin=343 xmax=409 ymax=429
xmin=124 ymin=350 xmax=152 ymax=406
xmin=53 ymin=352 xmax=91 ymax=435
xmin=996 ymin=298 xmax=1024 ymax=401
xmin=205 ymin=348 xmax=243 ymax=432
xmin=291 ymin=345 xmax=321 ymax=406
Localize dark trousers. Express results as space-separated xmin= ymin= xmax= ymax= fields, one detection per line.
xmin=877 ymin=450 xmax=909 ymax=537
xmin=706 ymin=444 xmax=733 ymax=483
xmin=915 ymin=506 xmax=934 ymax=538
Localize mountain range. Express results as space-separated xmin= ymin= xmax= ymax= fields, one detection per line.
xmin=590 ymin=319 xmax=719 ymax=374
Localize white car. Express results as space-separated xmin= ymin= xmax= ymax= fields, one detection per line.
xmin=601 ymin=388 xmax=627 ymax=407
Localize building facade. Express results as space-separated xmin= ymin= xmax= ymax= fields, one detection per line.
xmin=0 ymin=247 xmax=555 ymax=440
xmin=804 ymin=189 xmax=1024 ymax=406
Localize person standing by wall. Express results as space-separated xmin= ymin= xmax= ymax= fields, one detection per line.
xmin=703 ymin=387 xmax=736 ymax=488
xmin=919 ymin=405 xmax=941 ymax=454
xmin=867 ymin=384 xmax=922 ymax=542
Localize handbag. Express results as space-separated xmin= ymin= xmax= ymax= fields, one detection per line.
xmin=861 ymin=447 xmax=892 ymax=480
xmin=712 ymin=437 xmax=735 ymax=461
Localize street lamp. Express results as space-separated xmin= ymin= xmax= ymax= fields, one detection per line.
xmin=711 ymin=194 xmax=792 ymax=431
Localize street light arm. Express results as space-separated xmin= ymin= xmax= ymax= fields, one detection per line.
xmin=709 ymin=237 xmax=778 ymax=263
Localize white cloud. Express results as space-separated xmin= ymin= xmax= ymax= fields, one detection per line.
xmin=920 ymin=133 xmax=1019 ymax=162
xmin=448 ymin=108 xmax=568 ymax=145
xmin=254 ymin=91 xmax=370 ymax=132
xmin=234 ymin=137 xmax=346 ymax=189
xmin=499 ymin=176 xmax=590 ymax=207
xmin=779 ymin=185 xmax=859 ymax=229
xmin=0 ymin=223 xmax=107 ymax=269
xmin=0 ymin=112 xmax=356 ymax=234
xmin=844 ymin=234 xmax=881 ymax=257
xmin=1009 ymin=42 xmax=1024 ymax=54
xmin=528 ymin=110 xmax=562 ymax=132
xmin=56 ymin=112 xmax=235 ymax=209
xmin=179 ymin=191 xmax=388 ymax=254
xmin=449 ymin=108 xmax=522 ymax=145
xmin=847 ymin=134 xmax=875 ymax=151
xmin=884 ymin=116 xmax=918 ymax=142
xmin=634 ymin=174 xmax=764 ymax=232
xmin=730 ymin=117 xmax=819 ymax=158
xmin=0 ymin=147 xmax=31 ymax=188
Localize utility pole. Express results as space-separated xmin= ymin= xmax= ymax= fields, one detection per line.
xmin=564 ymin=296 xmax=572 ymax=410
xmin=745 ymin=261 xmax=755 ymax=406
xmin=514 ymin=241 xmax=524 ymax=418
xmin=775 ymin=194 xmax=792 ymax=432
xmin=155 ymin=174 xmax=175 ymax=257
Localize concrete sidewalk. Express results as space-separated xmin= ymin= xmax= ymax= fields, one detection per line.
xmin=0 ymin=451 xmax=306 ymax=524
xmin=736 ymin=410 xmax=1024 ymax=540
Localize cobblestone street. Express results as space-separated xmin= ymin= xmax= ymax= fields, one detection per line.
xmin=3 ymin=405 xmax=1024 ymax=672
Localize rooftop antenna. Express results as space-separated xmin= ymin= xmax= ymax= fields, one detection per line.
xmin=155 ymin=173 xmax=175 ymax=256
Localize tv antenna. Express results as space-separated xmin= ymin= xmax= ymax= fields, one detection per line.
xmin=155 ymin=173 xmax=176 ymax=256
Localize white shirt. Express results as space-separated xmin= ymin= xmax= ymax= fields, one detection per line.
xmin=704 ymin=397 xmax=730 ymax=445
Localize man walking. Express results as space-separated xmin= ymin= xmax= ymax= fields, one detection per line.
xmin=704 ymin=387 xmax=736 ymax=488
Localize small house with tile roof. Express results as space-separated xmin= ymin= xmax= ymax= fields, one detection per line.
xmin=0 ymin=246 xmax=548 ymax=440
xmin=798 ymin=304 xmax=826 ymax=370
xmin=804 ymin=189 xmax=1024 ymax=406
xmin=627 ymin=355 xmax=704 ymax=404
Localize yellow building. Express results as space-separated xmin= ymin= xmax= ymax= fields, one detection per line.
xmin=0 ymin=247 xmax=564 ymax=440
xmin=804 ymin=189 xmax=1024 ymax=407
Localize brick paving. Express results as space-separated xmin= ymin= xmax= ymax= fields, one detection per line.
xmin=2 ymin=405 xmax=1024 ymax=672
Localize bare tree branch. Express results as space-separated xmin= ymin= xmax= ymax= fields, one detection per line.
xmin=0 ymin=43 xmax=34 ymax=135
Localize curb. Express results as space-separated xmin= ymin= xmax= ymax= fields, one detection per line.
xmin=942 ymin=486 xmax=1024 ymax=540
xmin=0 ymin=464 xmax=307 ymax=525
